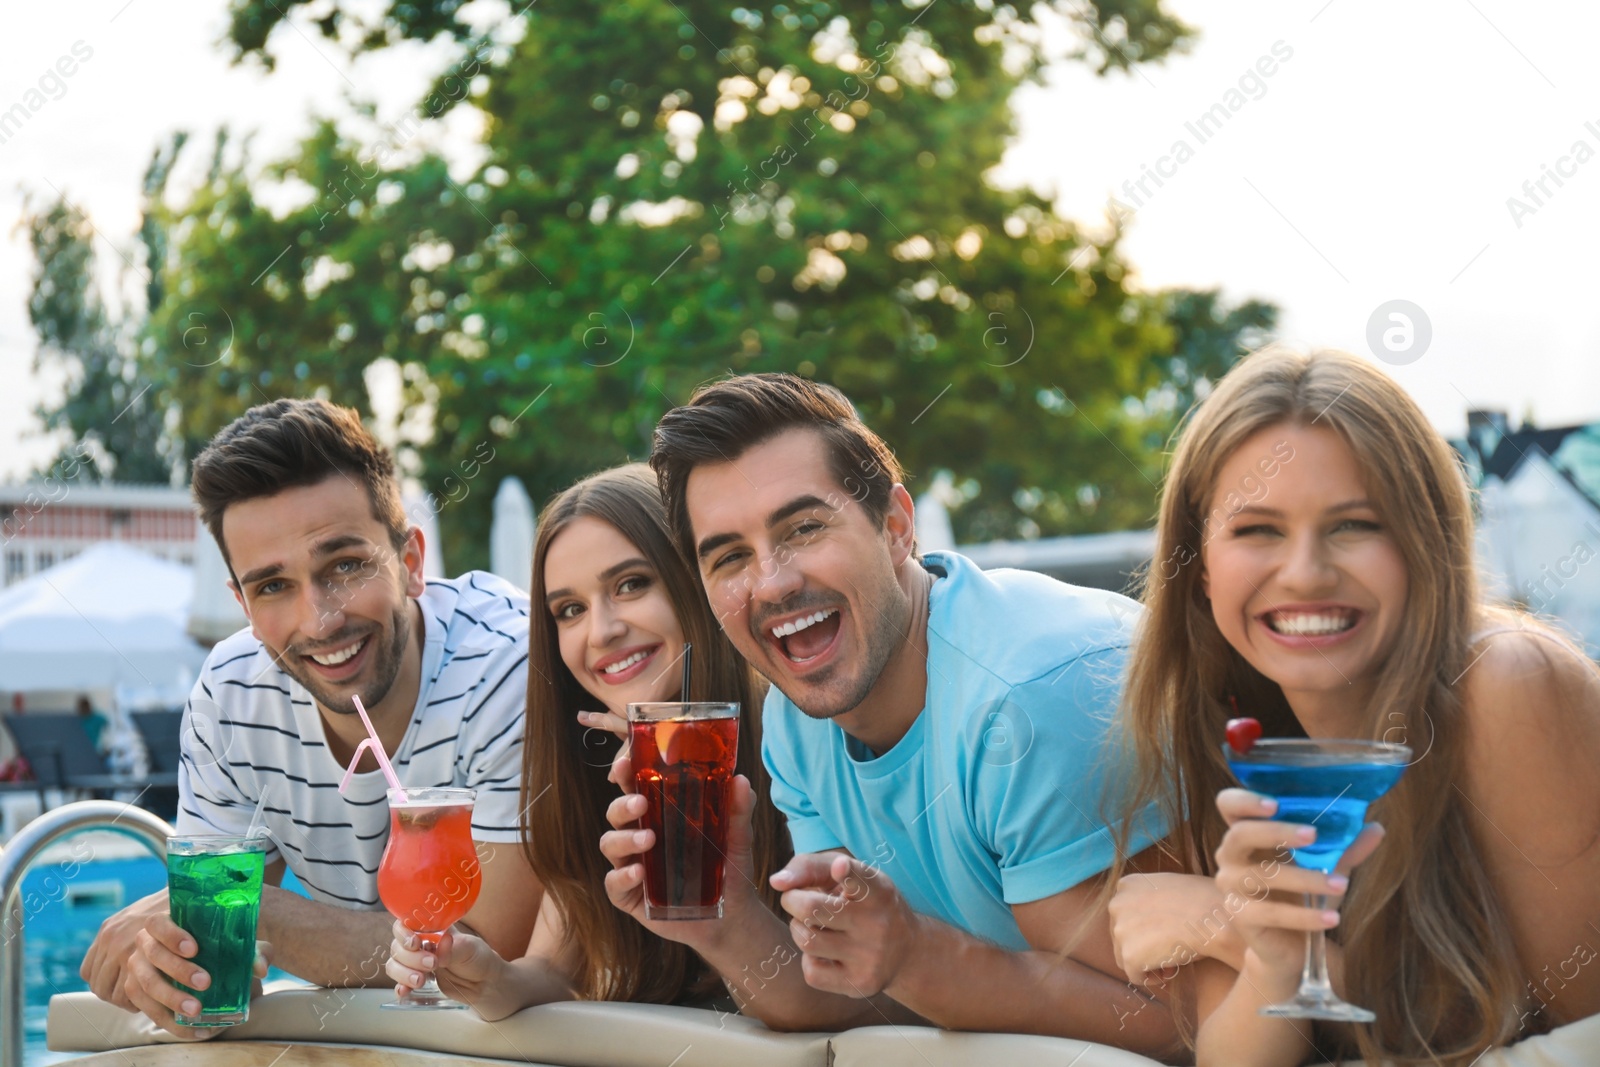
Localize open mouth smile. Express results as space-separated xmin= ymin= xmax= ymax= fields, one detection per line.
xmin=763 ymin=607 xmax=843 ymax=670
xmin=592 ymin=644 xmax=662 ymax=686
xmin=301 ymin=633 xmax=372 ymax=680
xmin=1258 ymin=606 xmax=1364 ymax=645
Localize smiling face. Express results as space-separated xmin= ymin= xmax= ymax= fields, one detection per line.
xmin=224 ymin=475 xmax=422 ymax=717
xmin=685 ymin=427 xmax=912 ymax=720
xmin=1201 ymin=423 xmax=1409 ymax=726
xmin=543 ymin=515 xmax=686 ymax=717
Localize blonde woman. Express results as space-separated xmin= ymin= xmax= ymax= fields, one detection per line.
xmin=1105 ymin=348 xmax=1600 ymax=1065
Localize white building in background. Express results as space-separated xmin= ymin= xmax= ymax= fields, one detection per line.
xmin=0 ymin=482 xmax=198 ymax=587
xmin=1460 ymin=412 xmax=1600 ymax=656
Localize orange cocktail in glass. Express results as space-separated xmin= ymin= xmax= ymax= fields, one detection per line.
xmin=376 ymin=787 xmax=482 ymax=1009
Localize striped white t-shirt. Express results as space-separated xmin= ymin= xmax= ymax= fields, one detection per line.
xmin=177 ymin=572 xmax=530 ymax=910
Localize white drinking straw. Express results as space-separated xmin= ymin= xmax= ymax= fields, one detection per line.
xmin=245 ymin=785 xmax=270 ymax=839
xmin=337 ymin=695 xmax=408 ymax=802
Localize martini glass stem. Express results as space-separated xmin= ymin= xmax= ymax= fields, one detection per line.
xmin=1260 ymin=890 xmax=1374 ymax=1020
xmin=1301 ymin=893 xmax=1335 ymax=999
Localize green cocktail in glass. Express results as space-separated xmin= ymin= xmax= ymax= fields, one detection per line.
xmin=166 ymin=836 xmax=267 ymax=1027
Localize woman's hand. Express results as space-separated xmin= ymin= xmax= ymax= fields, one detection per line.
xmin=572 ymin=709 xmax=636 ymax=791
xmin=600 ymin=767 xmax=760 ymax=950
xmin=1110 ymin=872 xmax=1244 ymax=988
xmin=576 ymin=708 xmax=628 ymax=741
xmin=576 ymin=709 xmax=631 ymax=791
xmin=384 ymin=919 xmax=504 ymax=1009
xmin=1212 ymin=789 xmax=1385 ymax=980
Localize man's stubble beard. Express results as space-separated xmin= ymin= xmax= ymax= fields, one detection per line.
xmin=283 ymin=602 xmax=412 ymax=716
xmin=784 ymin=565 xmax=911 ymax=722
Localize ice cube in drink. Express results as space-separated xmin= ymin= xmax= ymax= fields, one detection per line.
xmin=166 ymin=837 xmax=267 ymax=1027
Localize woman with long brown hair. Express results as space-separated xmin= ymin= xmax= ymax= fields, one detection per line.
xmin=386 ymin=463 xmax=789 ymax=1015
xmin=1105 ymin=347 xmax=1600 ymax=1064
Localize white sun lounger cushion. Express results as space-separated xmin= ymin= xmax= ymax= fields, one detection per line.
xmin=48 ymin=990 xmax=829 ymax=1067
xmin=48 ymin=989 xmax=1600 ymax=1065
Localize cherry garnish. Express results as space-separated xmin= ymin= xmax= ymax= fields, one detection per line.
xmin=1225 ymin=717 xmax=1262 ymax=755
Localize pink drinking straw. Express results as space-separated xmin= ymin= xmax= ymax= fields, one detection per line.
xmin=338 ymin=695 xmax=408 ymax=802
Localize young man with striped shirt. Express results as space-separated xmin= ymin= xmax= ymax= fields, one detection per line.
xmin=79 ymin=399 xmax=540 ymax=1036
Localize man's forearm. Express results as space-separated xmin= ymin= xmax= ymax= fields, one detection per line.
xmin=699 ymin=901 xmax=906 ymax=1032
xmin=884 ymin=913 xmax=1182 ymax=1060
xmin=257 ymin=887 xmax=395 ymax=987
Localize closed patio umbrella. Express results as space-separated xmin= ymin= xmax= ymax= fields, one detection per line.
xmin=489 ymin=477 xmax=536 ymax=592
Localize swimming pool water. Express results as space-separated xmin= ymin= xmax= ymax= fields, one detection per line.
xmin=18 ymin=850 xmax=306 ymax=1067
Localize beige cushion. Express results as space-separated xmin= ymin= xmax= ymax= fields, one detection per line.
xmin=51 ymin=989 xmax=1600 ymax=1066
xmin=48 ymin=990 xmax=830 ymax=1067
xmin=830 ymin=1027 xmax=1169 ymax=1066
xmin=1307 ymin=1011 xmax=1600 ymax=1067
xmin=828 ymin=1008 xmax=1600 ymax=1066
xmin=41 ymin=1043 xmax=561 ymax=1067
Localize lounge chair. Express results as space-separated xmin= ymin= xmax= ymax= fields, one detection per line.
xmin=130 ymin=710 xmax=183 ymax=820
xmin=1 ymin=713 xmax=177 ymax=814
xmin=1 ymin=714 xmax=104 ymax=796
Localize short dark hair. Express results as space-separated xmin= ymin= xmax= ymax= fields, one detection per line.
xmin=191 ymin=398 xmax=408 ymax=567
xmin=649 ymin=373 xmax=904 ymax=557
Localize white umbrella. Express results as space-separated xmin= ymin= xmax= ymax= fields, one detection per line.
xmin=489 ymin=477 xmax=536 ymax=591
xmin=1482 ymin=450 xmax=1600 ymax=654
xmin=914 ymin=472 xmax=958 ymax=552
xmin=914 ymin=493 xmax=957 ymax=552
xmin=0 ymin=543 xmax=208 ymax=691
xmin=402 ymin=485 xmax=446 ymax=579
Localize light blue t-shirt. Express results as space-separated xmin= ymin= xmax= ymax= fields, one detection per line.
xmin=761 ymin=550 xmax=1161 ymax=952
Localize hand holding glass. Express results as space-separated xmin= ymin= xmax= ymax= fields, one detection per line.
xmin=376 ymin=787 xmax=482 ymax=1009
xmin=166 ymin=835 xmax=267 ymax=1027
xmin=627 ymin=702 xmax=739 ymax=920
xmin=1225 ymin=738 xmax=1410 ymax=1022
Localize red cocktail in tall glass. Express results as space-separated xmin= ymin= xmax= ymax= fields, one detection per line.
xmin=376 ymin=786 xmax=482 ymax=1009
xmin=627 ymin=702 xmax=739 ymax=920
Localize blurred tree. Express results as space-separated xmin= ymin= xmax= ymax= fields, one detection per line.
xmin=84 ymin=0 xmax=1274 ymax=571
xmin=144 ymin=123 xmax=473 ymax=467
xmin=23 ymin=138 xmax=184 ymax=484
xmin=1144 ymin=288 xmax=1276 ymax=418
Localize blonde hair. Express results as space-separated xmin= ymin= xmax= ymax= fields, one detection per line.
xmin=1110 ymin=346 xmax=1533 ymax=1062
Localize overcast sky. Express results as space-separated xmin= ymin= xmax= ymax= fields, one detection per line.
xmin=4 ymin=0 xmax=1596 ymax=482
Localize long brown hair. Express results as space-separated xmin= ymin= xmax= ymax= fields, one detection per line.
xmin=520 ymin=463 xmax=790 ymax=1003
xmin=1110 ymin=347 xmax=1530 ymax=1062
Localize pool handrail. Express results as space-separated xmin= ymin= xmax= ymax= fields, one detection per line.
xmin=0 ymin=799 xmax=173 ymax=1067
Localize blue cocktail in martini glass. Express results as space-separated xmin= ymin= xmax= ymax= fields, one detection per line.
xmin=1225 ymin=738 xmax=1411 ymax=1022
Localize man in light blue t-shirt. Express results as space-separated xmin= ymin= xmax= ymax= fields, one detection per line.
xmin=600 ymin=374 xmax=1176 ymax=1057
xmin=762 ymin=548 xmax=1157 ymax=953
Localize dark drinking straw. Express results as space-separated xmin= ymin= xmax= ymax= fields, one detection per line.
xmin=680 ymin=643 xmax=693 ymax=702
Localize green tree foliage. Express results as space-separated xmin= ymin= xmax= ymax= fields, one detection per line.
xmin=36 ymin=0 xmax=1277 ymax=572
xmin=1146 ymin=288 xmax=1276 ymax=419
xmin=23 ymin=139 xmax=183 ymax=484
xmin=146 ymin=123 xmax=474 ymax=467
